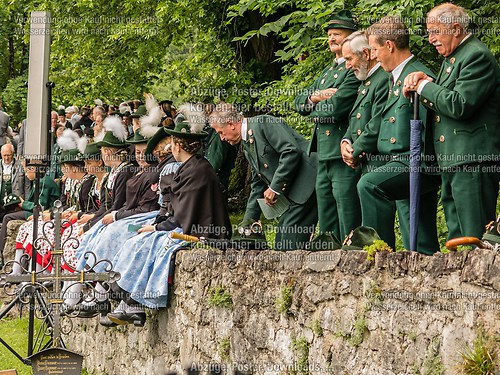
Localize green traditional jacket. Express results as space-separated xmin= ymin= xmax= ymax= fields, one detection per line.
xmin=352 ymin=57 xmax=436 ymax=167
xmin=242 ymin=115 xmax=317 ymax=221
xmin=204 ymin=128 xmax=237 ymax=189
xmin=294 ymin=60 xmax=359 ymax=160
xmin=21 ymin=174 xmax=60 ymax=218
xmin=343 ymin=65 xmax=390 ymax=169
xmin=419 ymin=36 xmax=500 ymax=169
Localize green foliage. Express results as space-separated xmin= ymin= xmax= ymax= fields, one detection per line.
xmin=291 ymin=336 xmax=310 ymax=375
xmin=207 ymin=285 xmax=233 ymax=308
xmin=0 ymin=317 xmax=36 ymax=375
xmin=364 ymin=239 xmax=393 ymax=262
xmin=421 ymin=336 xmax=444 ymax=375
xmin=458 ymin=330 xmax=498 ymax=375
xmin=1 ymin=74 xmax=28 ymax=127
xmin=274 ymin=279 xmax=293 ymax=315
xmin=311 ymin=318 xmax=323 ymax=337
xmin=218 ymin=336 xmax=231 ymax=362
xmin=347 ymin=315 xmax=368 ymax=347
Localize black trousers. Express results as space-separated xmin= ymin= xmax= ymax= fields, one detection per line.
xmin=0 ymin=210 xmax=27 ymax=262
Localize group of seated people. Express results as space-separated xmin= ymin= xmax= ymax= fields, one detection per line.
xmin=0 ymin=98 xmax=234 ymax=327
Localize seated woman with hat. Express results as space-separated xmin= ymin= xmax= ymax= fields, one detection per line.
xmin=104 ymin=109 xmax=232 ymax=327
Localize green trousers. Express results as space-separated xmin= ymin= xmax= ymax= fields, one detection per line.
xmin=316 ymin=159 xmax=361 ymax=241
xmin=357 ymin=161 xmax=441 ymax=255
xmin=441 ymin=163 xmax=499 ymax=240
xmin=275 ymin=192 xmax=318 ymax=251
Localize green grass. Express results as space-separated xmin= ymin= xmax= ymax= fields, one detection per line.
xmin=207 ymin=285 xmax=233 ymax=308
xmin=0 ymin=316 xmax=34 ymax=375
xmin=458 ymin=331 xmax=498 ymax=375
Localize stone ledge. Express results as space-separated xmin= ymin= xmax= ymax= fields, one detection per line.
xmin=68 ymin=248 xmax=500 ymax=375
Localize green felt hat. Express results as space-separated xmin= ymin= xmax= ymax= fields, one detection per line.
xmin=83 ymin=142 xmax=101 ymax=159
xmin=325 ymin=10 xmax=358 ymax=31
xmin=126 ymin=129 xmax=148 ymax=144
xmin=57 ymin=108 xmax=66 ymax=116
xmin=164 ymin=119 xmax=208 ymax=140
xmin=129 ymin=105 xmax=147 ymax=119
xmin=145 ymin=127 xmax=170 ymax=163
xmin=95 ymin=116 xmax=128 ymax=148
xmin=60 ymin=148 xmax=84 ymax=164
xmin=95 ymin=131 xmax=127 ymax=148
xmin=342 ymin=226 xmax=380 ymax=250
xmin=3 ymin=193 xmax=21 ymax=208
xmin=306 ymin=232 xmax=342 ymax=251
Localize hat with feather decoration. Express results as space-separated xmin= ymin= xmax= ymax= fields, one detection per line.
xmin=77 ymin=136 xmax=101 ymax=160
xmin=57 ymin=129 xmax=84 ymax=163
xmin=144 ymin=103 xmax=207 ymax=163
xmin=164 ymin=103 xmax=208 ymax=140
xmin=95 ymin=115 xmax=128 ymax=148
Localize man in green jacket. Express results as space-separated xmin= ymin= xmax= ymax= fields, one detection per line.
xmin=340 ymin=30 xmax=390 ymax=172
xmin=404 ymin=3 xmax=500 ymax=240
xmin=0 ymin=161 xmax=60 ymax=267
xmin=210 ymin=103 xmax=318 ymax=250
xmin=294 ymin=9 xmax=360 ymax=242
xmin=347 ymin=16 xmax=441 ymax=254
xmin=339 ymin=30 xmax=404 ymax=249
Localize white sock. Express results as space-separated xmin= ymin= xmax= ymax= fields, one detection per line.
xmin=94 ymin=282 xmax=108 ymax=302
xmin=80 ymin=282 xmax=108 ymax=306
xmin=11 ymin=250 xmax=24 ymax=275
xmin=63 ymin=282 xmax=83 ymax=306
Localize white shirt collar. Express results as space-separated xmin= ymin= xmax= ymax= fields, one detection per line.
xmin=1 ymin=161 xmax=13 ymax=174
xmin=241 ymin=118 xmax=248 ymax=142
xmin=367 ymin=62 xmax=381 ymax=79
xmin=336 ymin=57 xmax=346 ymax=65
xmin=391 ymin=55 xmax=414 ymax=85
xmin=460 ymin=33 xmax=472 ymax=46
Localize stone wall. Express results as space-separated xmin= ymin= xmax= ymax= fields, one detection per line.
xmin=68 ymin=249 xmax=500 ymax=374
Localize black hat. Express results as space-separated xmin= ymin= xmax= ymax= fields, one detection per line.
xmin=325 ymin=10 xmax=358 ymax=31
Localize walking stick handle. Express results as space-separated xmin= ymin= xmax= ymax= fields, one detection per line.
xmin=445 ymin=236 xmax=483 ymax=251
xmin=170 ymin=232 xmax=201 ymax=243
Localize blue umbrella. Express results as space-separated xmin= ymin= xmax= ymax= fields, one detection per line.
xmin=409 ymin=92 xmax=422 ymax=252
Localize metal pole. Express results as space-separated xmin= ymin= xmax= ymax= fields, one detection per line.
xmin=27 ymin=167 xmax=41 ymax=357
xmin=46 ymin=82 xmax=55 ymax=164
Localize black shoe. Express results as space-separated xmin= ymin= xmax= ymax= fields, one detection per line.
xmin=74 ymin=300 xmax=111 ymax=318
xmin=99 ymin=315 xmax=118 ymax=327
xmin=107 ymin=311 xmax=146 ymax=327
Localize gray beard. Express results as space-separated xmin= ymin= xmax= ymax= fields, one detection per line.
xmin=354 ymin=61 xmax=369 ymax=81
